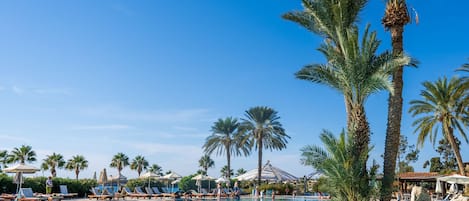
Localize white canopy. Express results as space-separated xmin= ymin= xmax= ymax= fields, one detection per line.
xmin=163 ymin=172 xmax=182 ymax=179
xmin=4 ymin=164 xmax=39 ymax=173
xmin=140 ymin=172 xmax=160 ymax=179
xmin=215 ymin=177 xmax=228 ymax=183
xmin=437 ymin=174 xmax=469 ymax=184
xmin=192 ymin=174 xmax=215 ymax=181
xmin=235 ymin=160 xmax=298 ymax=182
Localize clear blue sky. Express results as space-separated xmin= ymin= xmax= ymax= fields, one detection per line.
xmin=0 ymin=1 xmax=468 ymax=179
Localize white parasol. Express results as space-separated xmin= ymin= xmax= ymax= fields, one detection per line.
xmin=192 ymin=174 xmax=215 ymax=193
xmin=4 ymin=164 xmax=39 ymax=197
xmin=162 ymin=172 xmax=182 ymax=192
xmin=140 ymin=172 xmax=160 ymax=188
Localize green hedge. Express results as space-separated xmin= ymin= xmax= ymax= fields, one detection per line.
xmin=0 ymin=174 xmax=97 ymax=197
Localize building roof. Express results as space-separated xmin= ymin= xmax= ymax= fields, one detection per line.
xmin=397 ymin=172 xmax=440 ymax=182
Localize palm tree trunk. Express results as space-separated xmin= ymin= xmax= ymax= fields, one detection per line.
xmin=446 ymin=127 xmax=465 ymax=175
xmin=257 ymin=139 xmax=263 ymax=185
xmin=349 ymin=104 xmax=370 ymax=199
xmin=75 ymin=168 xmax=79 ymax=180
xmin=227 ymin=150 xmax=231 ymax=180
xmin=382 ymin=23 xmax=405 ymax=201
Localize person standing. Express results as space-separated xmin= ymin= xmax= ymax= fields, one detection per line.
xmin=217 ymin=183 xmax=222 ymax=201
xmin=233 ymin=181 xmax=240 ymax=200
xmin=46 ymin=176 xmax=53 ymax=194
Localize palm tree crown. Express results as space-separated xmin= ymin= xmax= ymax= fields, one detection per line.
xmin=42 ymin=152 xmax=66 ymax=177
xmin=283 ymin=0 xmax=367 ymax=46
xmin=130 ymin=155 xmax=149 ymax=177
xmin=110 ymin=152 xmax=129 ymax=176
xmin=240 ymin=106 xmax=290 ymax=184
xmin=65 ymin=155 xmax=88 ymax=180
xmin=8 ymin=145 xmax=36 ymax=164
xmin=203 ymin=117 xmax=251 ymax=180
xmin=148 ymin=164 xmax=163 ymax=176
xmin=198 ymin=154 xmax=215 ymax=176
xmin=409 ymin=76 xmax=469 ymax=175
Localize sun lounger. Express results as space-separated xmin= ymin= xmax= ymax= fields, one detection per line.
xmin=87 ymin=187 xmax=112 ymax=200
xmin=134 ymin=187 xmax=151 ymax=199
xmin=19 ymin=188 xmax=43 ymax=201
xmin=122 ymin=187 xmax=147 ymax=199
xmin=144 ymin=187 xmax=163 ymax=198
xmin=59 ymin=185 xmax=78 ymax=199
xmin=151 ymin=187 xmax=175 ymax=198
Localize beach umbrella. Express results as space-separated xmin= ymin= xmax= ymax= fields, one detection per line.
xmin=235 ymin=160 xmax=298 ymax=182
xmin=215 ymin=177 xmax=228 ymax=183
xmin=162 ymin=172 xmax=182 ymax=192
xmin=192 ymin=174 xmax=215 ymax=192
xmin=4 ymin=164 xmax=39 ymax=197
xmin=140 ymin=172 xmax=160 ymax=188
xmin=98 ymin=168 xmax=108 ymax=191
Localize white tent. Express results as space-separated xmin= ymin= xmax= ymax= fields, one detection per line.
xmin=235 ymin=160 xmax=298 ymax=182
xmin=437 ymin=174 xmax=469 ymax=184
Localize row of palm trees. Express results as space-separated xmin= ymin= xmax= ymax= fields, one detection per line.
xmin=202 ymin=106 xmax=290 ymax=184
xmin=0 ymin=145 xmax=166 ymax=180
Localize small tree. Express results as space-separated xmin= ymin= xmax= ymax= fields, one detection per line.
xmin=397 ymin=135 xmax=419 ymax=173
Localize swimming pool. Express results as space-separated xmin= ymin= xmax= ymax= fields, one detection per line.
xmin=175 ymin=196 xmax=327 ymax=201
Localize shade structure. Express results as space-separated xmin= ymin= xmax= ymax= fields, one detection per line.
xmin=192 ymin=174 xmax=215 ymax=192
xmin=215 ymin=177 xmax=228 ymax=183
xmin=140 ymin=172 xmax=160 ymax=188
xmin=4 ymin=164 xmax=40 ymax=173
xmin=235 ymin=160 xmax=298 ymax=182
xmin=162 ymin=172 xmax=182 ymax=192
xmin=162 ymin=172 xmax=182 ymax=179
xmin=437 ymin=174 xmax=469 ymax=184
xmin=98 ymin=168 xmax=108 ymax=185
xmin=109 ymin=174 xmax=128 ymax=186
xmin=4 ymin=164 xmax=39 ymax=197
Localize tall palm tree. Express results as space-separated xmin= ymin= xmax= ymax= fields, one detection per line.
xmin=198 ymin=154 xmax=215 ymax=176
xmin=148 ymin=164 xmax=163 ymax=176
xmin=8 ymin=145 xmax=36 ymax=164
xmin=300 ymin=130 xmax=378 ymax=201
xmin=381 ymin=1 xmax=413 ymax=199
xmin=65 ymin=155 xmax=88 ymax=180
xmin=110 ymin=152 xmax=129 ymax=176
xmin=130 ymin=155 xmax=149 ymax=177
xmin=203 ymin=117 xmax=251 ymax=180
xmin=42 ymin=153 xmax=66 ymax=177
xmin=295 ymin=25 xmax=411 ymax=162
xmin=240 ymin=106 xmax=290 ymax=184
xmin=409 ymin=76 xmax=469 ymax=176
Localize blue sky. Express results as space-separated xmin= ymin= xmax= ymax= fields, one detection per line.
xmin=0 ymin=1 xmax=468 ymax=179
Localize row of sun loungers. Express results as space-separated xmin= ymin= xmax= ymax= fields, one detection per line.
xmin=2 ymin=187 xmax=74 ymax=201
xmin=88 ymin=186 xmax=180 ymax=200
